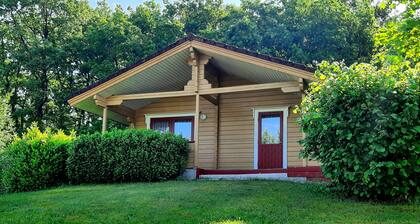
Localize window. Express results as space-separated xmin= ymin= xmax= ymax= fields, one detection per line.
xmin=150 ymin=116 xmax=194 ymax=141
xmin=260 ymin=113 xmax=281 ymax=144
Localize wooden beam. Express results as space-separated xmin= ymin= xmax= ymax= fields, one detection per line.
xmin=185 ymin=49 xmax=212 ymax=92
xmin=188 ymin=46 xmax=198 ymax=65
xmin=199 ymin=82 xmax=299 ymax=95
xmin=94 ymin=95 xmax=107 ymax=108
xmin=298 ymin=78 xmax=304 ymax=91
xmin=106 ymin=90 xmax=195 ymax=105
xmin=281 ymin=87 xmax=301 ymax=93
xmin=102 ymin=106 xmax=108 ymax=133
xmin=201 ymin=95 xmax=218 ymax=105
xmin=104 ymin=82 xmax=298 ymax=106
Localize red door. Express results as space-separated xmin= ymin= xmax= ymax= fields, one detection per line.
xmin=258 ymin=111 xmax=283 ymax=169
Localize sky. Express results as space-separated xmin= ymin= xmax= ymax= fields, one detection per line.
xmin=88 ymin=0 xmax=408 ymax=17
xmin=88 ymin=0 xmax=241 ymax=9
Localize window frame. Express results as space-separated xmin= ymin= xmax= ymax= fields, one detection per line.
xmin=150 ymin=116 xmax=194 ymax=142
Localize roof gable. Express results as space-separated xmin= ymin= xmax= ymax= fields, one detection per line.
xmin=68 ymin=34 xmax=314 ymax=106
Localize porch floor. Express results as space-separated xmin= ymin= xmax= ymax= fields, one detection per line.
xmin=199 ymin=173 xmax=307 ymax=182
xmin=198 ymin=166 xmax=324 ymax=178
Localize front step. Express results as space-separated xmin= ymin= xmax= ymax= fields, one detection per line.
xmin=199 ymin=173 xmax=306 ymax=182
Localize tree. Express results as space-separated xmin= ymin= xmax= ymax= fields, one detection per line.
xmin=164 ymin=0 xmax=226 ymax=34
xmin=203 ymin=0 xmax=376 ymax=65
xmin=373 ymin=1 xmax=419 ymax=67
xmin=129 ymin=1 xmax=183 ymax=50
xmin=0 ymin=0 xmax=92 ymax=132
xmin=0 ymin=97 xmax=14 ymax=150
xmin=0 ymin=0 xmax=384 ymax=134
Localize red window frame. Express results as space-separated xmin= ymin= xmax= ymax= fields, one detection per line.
xmin=150 ymin=116 xmax=194 ymax=142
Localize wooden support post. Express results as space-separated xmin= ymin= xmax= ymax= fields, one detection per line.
xmin=102 ymin=106 xmax=108 ymax=133
xmin=127 ymin=117 xmax=135 ymax=129
xmin=194 ymin=94 xmax=200 ymax=167
xmin=215 ymin=71 xmax=221 ymax=169
xmin=215 ymin=102 xmax=220 ymax=169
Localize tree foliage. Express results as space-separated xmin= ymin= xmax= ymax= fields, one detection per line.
xmin=0 ymin=96 xmax=14 ymax=150
xmin=0 ymin=0 xmax=378 ymax=133
xmin=299 ymin=2 xmax=420 ymax=201
xmin=373 ymin=1 xmax=419 ymax=67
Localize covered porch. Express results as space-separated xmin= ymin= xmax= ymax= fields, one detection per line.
xmin=68 ymin=35 xmax=321 ymax=179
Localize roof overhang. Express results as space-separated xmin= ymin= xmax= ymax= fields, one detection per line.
xmin=68 ymin=34 xmax=314 ymax=123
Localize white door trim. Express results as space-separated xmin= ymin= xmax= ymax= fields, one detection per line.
xmin=253 ymin=107 xmax=289 ymax=169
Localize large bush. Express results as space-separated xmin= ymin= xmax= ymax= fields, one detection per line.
xmin=1 ymin=125 xmax=74 ymax=192
xmin=67 ymin=129 xmax=189 ymax=184
xmin=299 ymin=61 xmax=419 ymax=201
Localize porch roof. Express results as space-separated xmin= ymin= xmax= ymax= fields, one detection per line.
xmin=68 ymin=34 xmax=314 ymax=124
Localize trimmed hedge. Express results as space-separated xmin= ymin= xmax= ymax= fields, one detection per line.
xmin=1 ymin=126 xmax=74 ymax=192
xmin=299 ymin=61 xmax=419 ymax=201
xmin=67 ymin=129 xmax=189 ymax=184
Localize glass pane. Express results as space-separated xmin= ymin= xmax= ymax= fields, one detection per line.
xmin=174 ymin=120 xmax=192 ymax=140
xmin=152 ymin=120 xmax=169 ymax=133
xmin=261 ymin=114 xmax=280 ymax=144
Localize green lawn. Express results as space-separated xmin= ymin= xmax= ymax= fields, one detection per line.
xmin=0 ymin=180 xmax=418 ymax=224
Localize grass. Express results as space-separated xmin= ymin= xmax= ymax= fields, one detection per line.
xmin=0 ymin=180 xmax=418 ymax=224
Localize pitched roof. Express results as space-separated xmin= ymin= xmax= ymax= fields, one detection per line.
xmin=68 ymin=34 xmax=314 ymax=102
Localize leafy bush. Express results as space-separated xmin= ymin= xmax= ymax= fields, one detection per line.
xmin=299 ymin=61 xmax=419 ymax=201
xmin=1 ymin=125 xmax=75 ymax=192
xmin=67 ymin=129 xmax=189 ymax=184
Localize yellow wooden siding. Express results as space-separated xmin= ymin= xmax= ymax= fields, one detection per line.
xmin=134 ymin=74 xmax=315 ymax=170
xmin=217 ymin=89 xmax=304 ymax=169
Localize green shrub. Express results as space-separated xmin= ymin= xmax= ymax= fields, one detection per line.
xmin=67 ymin=129 xmax=189 ymax=184
xmin=0 ymin=154 xmax=6 ymax=193
xmin=1 ymin=125 xmax=74 ymax=192
xmin=299 ymin=61 xmax=419 ymax=201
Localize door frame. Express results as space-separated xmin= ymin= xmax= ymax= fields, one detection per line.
xmin=253 ymin=107 xmax=288 ymax=169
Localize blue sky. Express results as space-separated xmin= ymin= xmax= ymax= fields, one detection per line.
xmin=88 ymin=0 xmax=241 ymax=9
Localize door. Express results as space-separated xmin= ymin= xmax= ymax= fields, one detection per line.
xmin=258 ymin=111 xmax=283 ymax=169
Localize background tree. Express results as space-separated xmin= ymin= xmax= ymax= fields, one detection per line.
xmin=0 ymin=0 xmax=91 ymax=132
xmin=203 ymin=0 xmax=375 ymax=64
xmin=0 ymin=96 xmax=14 ymax=150
xmin=129 ymin=1 xmax=183 ymax=50
xmin=0 ymin=0 xmax=389 ymax=134
xmin=373 ymin=0 xmax=419 ymax=67
xmin=164 ymin=0 xmax=226 ymax=34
